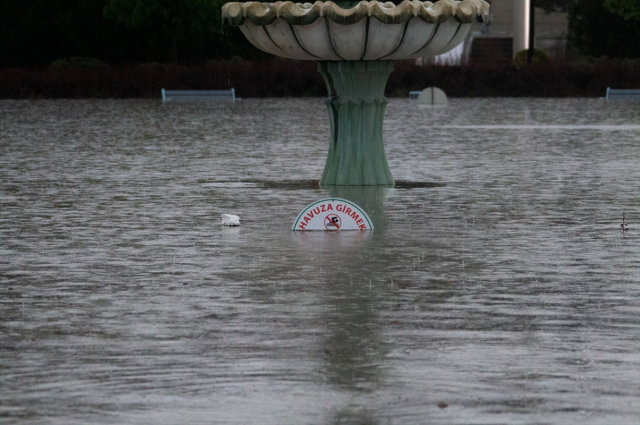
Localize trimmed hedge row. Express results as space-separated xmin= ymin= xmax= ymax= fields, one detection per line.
xmin=1 ymin=59 xmax=639 ymax=99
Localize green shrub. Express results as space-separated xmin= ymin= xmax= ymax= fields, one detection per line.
xmin=512 ymin=49 xmax=549 ymax=68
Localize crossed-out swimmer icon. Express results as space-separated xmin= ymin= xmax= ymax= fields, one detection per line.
xmin=324 ymin=214 xmax=341 ymax=231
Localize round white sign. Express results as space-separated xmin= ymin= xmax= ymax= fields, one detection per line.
xmin=292 ymin=198 xmax=373 ymax=231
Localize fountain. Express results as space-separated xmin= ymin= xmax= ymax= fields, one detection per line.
xmin=222 ymin=0 xmax=489 ymax=185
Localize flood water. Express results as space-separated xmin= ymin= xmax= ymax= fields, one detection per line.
xmin=1 ymin=98 xmax=639 ymax=424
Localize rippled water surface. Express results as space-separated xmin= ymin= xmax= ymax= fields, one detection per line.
xmin=1 ymin=98 xmax=639 ymax=424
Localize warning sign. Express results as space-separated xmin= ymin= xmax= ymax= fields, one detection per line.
xmin=292 ymin=198 xmax=373 ymax=231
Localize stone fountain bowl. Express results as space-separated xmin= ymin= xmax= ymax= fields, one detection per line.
xmin=222 ymin=0 xmax=489 ymax=61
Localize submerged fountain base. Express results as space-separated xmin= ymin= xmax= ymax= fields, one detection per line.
xmin=319 ymin=61 xmax=394 ymax=186
xmin=222 ymin=0 xmax=489 ymax=186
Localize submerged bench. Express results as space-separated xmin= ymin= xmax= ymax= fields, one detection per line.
xmin=161 ymin=89 xmax=235 ymax=102
xmin=606 ymin=88 xmax=640 ymax=100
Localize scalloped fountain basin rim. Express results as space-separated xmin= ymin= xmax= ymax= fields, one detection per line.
xmin=222 ymin=1 xmax=489 ymax=26
xmin=222 ymin=0 xmax=489 ymax=61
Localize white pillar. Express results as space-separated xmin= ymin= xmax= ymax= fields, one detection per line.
xmin=513 ymin=0 xmax=530 ymax=57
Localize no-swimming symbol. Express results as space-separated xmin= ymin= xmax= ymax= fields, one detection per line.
xmin=324 ymin=214 xmax=341 ymax=231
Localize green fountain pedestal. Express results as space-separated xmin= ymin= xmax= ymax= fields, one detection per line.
xmin=222 ymin=0 xmax=489 ymax=186
xmin=318 ymin=61 xmax=395 ymax=186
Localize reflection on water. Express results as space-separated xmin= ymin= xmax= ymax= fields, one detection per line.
xmin=0 ymin=98 xmax=639 ymax=424
xmin=297 ymin=186 xmax=388 ymax=392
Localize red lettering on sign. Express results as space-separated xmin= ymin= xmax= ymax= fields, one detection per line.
xmin=313 ymin=207 xmax=320 ymax=215
xmin=345 ymin=207 xmax=352 ymax=216
xmin=359 ymin=223 xmax=367 ymax=230
xmin=350 ymin=211 xmax=359 ymax=221
xmin=327 ymin=204 xmax=333 ymax=211
xmin=321 ymin=204 xmax=326 ymax=212
xmin=304 ymin=216 xmax=310 ymax=224
xmin=356 ymin=218 xmax=363 ymax=225
xmin=336 ymin=204 xmax=343 ymax=212
xmin=298 ymin=222 xmax=307 ymax=230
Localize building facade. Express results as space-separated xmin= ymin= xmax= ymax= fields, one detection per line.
xmin=483 ymin=0 xmax=569 ymax=59
xmin=424 ymin=0 xmax=569 ymax=66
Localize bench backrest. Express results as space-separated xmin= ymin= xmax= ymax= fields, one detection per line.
xmin=162 ymin=88 xmax=235 ymax=102
xmin=606 ymin=88 xmax=640 ymax=100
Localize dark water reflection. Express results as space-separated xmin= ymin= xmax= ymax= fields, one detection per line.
xmin=1 ymin=98 xmax=639 ymax=424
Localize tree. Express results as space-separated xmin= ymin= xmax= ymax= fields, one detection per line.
xmin=103 ymin=0 xmax=224 ymax=63
xmin=0 ymin=0 xmax=135 ymax=68
xmin=604 ymin=0 xmax=640 ymax=22
xmin=568 ymin=0 xmax=640 ymax=58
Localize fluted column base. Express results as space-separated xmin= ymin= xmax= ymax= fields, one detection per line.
xmin=318 ymin=61 xmax=394 ymax=186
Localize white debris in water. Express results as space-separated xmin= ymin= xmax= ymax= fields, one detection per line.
xmin=221 ymin=214 xmax=240 ymax=226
